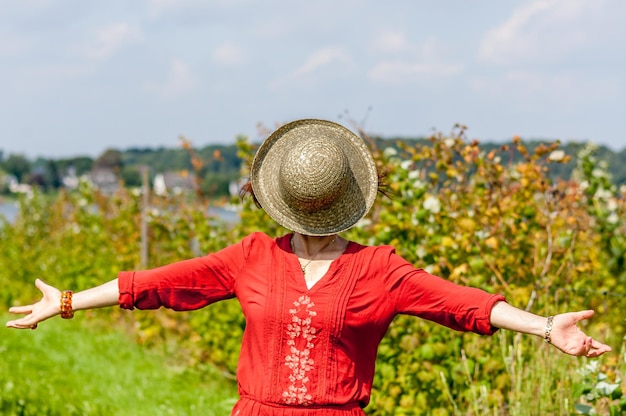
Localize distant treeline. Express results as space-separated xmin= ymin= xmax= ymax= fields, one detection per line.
xmin=1 ymin=137 xmax=625 ymax=197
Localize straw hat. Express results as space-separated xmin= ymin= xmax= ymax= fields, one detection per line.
xmin=250 ymin=119 xmax=378 ymax=236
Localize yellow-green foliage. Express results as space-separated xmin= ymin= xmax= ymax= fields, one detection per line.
xmin=1 ymin=129 xmax=624 ymax=414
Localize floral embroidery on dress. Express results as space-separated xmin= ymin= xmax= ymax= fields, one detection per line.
xmin=282 ymin=295 xmax=317 ymax=405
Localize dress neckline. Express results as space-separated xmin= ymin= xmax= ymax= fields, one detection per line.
xmin=277 ymin=234 xmax=354 ymax=292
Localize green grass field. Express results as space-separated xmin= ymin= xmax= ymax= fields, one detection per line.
xmin=0 ymin=313 xmax=239 ymax=416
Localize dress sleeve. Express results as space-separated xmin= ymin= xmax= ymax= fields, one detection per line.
xmin=118 ymin=238 xmax=247 ymax=311
xmin=383 ymin=247 xmax=506 ymax=335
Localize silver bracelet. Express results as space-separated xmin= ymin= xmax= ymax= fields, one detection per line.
xmin=544 ymin=316 xmax=554 ymax=344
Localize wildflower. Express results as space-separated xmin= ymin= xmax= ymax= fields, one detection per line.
xmin=383 ymin=147 xmax=397 ymax=158
xmin=400 ymin=160 xmax=412 ymax=170
xmin=592 ymin=168 xmax=608 ymax=179
xmin=423 ymin=196 xmax=441 ymax=214
xmin=548 ymin=150 xmax=565 ymax=162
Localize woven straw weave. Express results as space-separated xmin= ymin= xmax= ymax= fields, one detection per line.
xmin=250 ymin=119 xmax=378 ymax=236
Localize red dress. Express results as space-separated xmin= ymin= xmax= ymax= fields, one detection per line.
xmin=118 ymin=232 xmax=505 ymax=415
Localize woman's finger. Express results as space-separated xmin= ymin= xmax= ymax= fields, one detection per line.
xmin=6 ymin=316 xmax=36 ymax=329
xmin=35 ymin=278 xmax=53 ymax=293
xmin=571 ymin=310 xmax=595 ymax=324
xmin=590 ymin=338 xmax=612 ymax=353
xmin=8 ymin=305 xmax=35 ymax=315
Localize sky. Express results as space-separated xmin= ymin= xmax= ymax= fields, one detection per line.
xmin=1 ymin=0 xmax=625 ymax=159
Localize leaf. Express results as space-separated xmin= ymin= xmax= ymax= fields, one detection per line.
xmin=573 ymin=403 xmax=595 ymax=415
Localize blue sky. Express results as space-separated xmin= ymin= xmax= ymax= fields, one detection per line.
xmin=1 ymin=0 xmax=625 ymax=159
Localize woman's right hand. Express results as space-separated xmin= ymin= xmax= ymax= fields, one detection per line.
xmin=6 ymin=279 xmax=62 ymax=330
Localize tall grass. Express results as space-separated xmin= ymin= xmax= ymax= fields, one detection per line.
xmin=0 ymin=312 xmax=238 ymax=416
xmin=440 ymin=330 xmax=626 ymax=415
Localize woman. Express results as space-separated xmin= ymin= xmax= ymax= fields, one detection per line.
xmin=6 ymin=119 xmax=612 ymax=414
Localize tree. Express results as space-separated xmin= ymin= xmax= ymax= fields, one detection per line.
xmin=2 ymin=154 xmax=31 ymax=183
xmin=94 ymin=149 xmax=123 ymax=172
xmin=0 ymin=168 xmax=8 ymax=194
xmin=120 ymin=166 xmax=142 ymax=187
xmin=45 ymin=159 xmax=62 ymax=190
xmin=57 ymin=157 xmax=94 ymax=176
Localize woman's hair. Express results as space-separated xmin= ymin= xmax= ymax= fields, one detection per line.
xmin=239 ymin=180 xmax=261 ymax=208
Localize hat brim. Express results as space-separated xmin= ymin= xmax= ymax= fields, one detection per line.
xmin=250 ymin=119 xmax=378 ymax=236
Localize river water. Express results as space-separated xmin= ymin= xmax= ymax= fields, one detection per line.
xmin=0 ymin=201 xmax=18 ymax=223
xmin=0 ymin=202 xmax=240 ymax=224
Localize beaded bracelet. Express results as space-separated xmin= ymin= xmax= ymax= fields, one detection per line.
xmin=60 ymin=290 xmax=74 ymax=319
xmin=544 ymin=315 xmax=554 ymax=344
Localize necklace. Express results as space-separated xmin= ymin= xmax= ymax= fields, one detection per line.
xmin=291 ymin=235 xmax=336 ymax=276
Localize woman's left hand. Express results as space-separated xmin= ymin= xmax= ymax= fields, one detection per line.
xmin=548 ymin=310 xmax=612 ymax=357
xmin=490 ymin=302 xmax=612 ymax=357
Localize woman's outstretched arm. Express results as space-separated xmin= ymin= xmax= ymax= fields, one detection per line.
xmin=489 ymin=301 xmax=612 ymax=357
xmin=5 ymin=278 xmax=119 ymax=330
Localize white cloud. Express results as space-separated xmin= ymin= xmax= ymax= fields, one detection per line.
xmin=367 ymin=33 xmax=462 ymax=85
xmin=369 ymin=60 xmax=463 ymax=85
xmin=371 ymin=31 xmax=412 ymax=54
xmin=144 ymin=0 xmax=253 ymax=18
xmin=83 ymin=23 xmax=143 ymax=60
xmin=145 ymin=0 xmax=201 ymax=17
xmin=212 ymin=42 xmax=247 ymax=66
xmin=478 ymin=0 xmax=609 ymax=65
xmin=267 ymin=47 xmax=353 ymax=90
xmin=370 ymin=31 xmax=448 ymax=59
xmin=143 ymin=59 xmax=198 ymax=98
xmin=291 ymin=47 xmax=352 ymax=78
